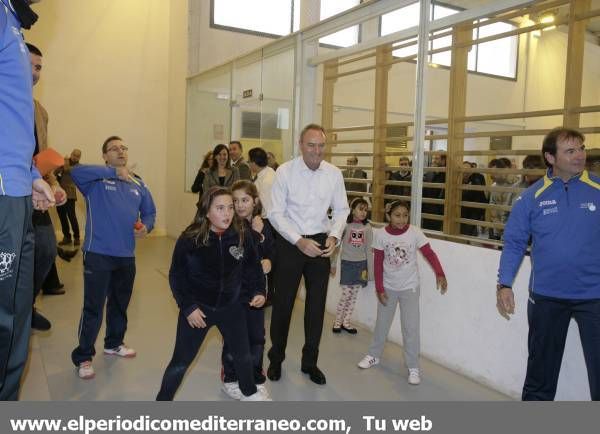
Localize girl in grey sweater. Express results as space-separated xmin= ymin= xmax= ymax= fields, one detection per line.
xmin=330 ymin=198 xmax=373 ymax=334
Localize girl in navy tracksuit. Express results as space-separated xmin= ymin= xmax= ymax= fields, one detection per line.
xmin=220 ymin=180 xmax=274 ymax=399
xmin=156 ymin=186 xmax=268 ymax=401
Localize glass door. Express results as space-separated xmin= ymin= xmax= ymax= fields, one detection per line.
xmin=185 ymin=64 xmax=232 ymax=191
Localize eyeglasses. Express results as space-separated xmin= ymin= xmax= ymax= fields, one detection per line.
xmin=106 ymin=145 xmax=128 ymax=153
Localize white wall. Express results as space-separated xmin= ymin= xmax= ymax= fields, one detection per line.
xmin=166 ymin=0 xmax=194 ymax=238
xmin=326 ymin=239 xmax=590 ymax=400
xmin=26 ymin=0 xmax=170 ymax=235
xmin=188 ymin=0 xmax=281 ymax=75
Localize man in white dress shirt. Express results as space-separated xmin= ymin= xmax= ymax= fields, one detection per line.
xmin=266 ymin=124 xmax=349 ymax=385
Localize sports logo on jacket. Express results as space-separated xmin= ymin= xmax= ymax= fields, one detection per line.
xmin=0 ymin=251 xmax=17 ymax=281
xmin=580 ymin=202 xmax=596 ymax=212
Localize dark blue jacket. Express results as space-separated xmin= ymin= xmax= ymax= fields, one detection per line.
xmin=169 ymin=226 xmax=265 ymax=316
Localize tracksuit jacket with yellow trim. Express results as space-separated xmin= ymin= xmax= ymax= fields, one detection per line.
xmin=71 ymin=165 xmax=156 ymax=258
xmin=498 ymin=170 xmax=600 ymax=300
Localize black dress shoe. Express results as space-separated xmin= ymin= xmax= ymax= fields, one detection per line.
xmin=341 ymin=325 xmax=358 ymax=335
xmin=43 ymin=286 xmax=65 ymax=295
xmin=267 ymin=363 xmax=281 ymax=381
xmin=301 ymin=366 xmax=326 ymax=385
xmin=332 ymin=326 xmax=342 ymax=333
xmin=32 ymin=309 xmax=51 ymax=331
xmin=57 ymin=247 xmax=78 ymax=262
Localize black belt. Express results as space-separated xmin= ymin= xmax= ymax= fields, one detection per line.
xmin=301 ymin=233 xmax=327 ymax=240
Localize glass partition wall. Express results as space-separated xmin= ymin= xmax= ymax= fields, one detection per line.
xmin=185 ymin=44 xmax=295 ymax=191
xmin=186 ymin=64 xmax=232 ymax=191
xmin=188 ymin=0 xmax=600 ymax=248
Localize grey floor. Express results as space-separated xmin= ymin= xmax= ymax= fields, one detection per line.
xmin=21 ymin=237 xmax=509 ymax=401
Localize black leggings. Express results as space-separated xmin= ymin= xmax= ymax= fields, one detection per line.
xmin=222 ymin=305 xmax=265 ymax=384
xmin=156 ymin=302 xmax=256 ymax=400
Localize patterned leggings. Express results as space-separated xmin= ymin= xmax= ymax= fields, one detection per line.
xmin=334 ymin=285 xmax=361 ymax=327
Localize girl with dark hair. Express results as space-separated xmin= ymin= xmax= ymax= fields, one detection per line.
xmin=156 ymin=187 xmax=270 ymax=401
xmin=202 ymin=144 xmax=240 ymax=191
xmin=330 ymin=198 xmax=373 ymax=334
xmin=220 ymin=180 xmax=274 ymax=400
xmin=190 ymin=151 xmax=214 ymax=198
xmin=357 ymin=201 xmax=447 ymax=387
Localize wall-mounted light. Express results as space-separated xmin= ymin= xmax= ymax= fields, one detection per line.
xmin=540 ymin=12 xmax=557 ymax=32
xmin=521 ymin=16 xmax=541 ymax=38
xmin=539 ymin=13 xmax=555 ymax=25
xmin=531 ymin=11 xmax=557 ymax=38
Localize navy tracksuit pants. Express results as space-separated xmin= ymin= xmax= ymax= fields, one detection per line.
xmin=71 ymin=252 xmax=136 ymax=366
xmin=523 ymin=292 xmax=600 ymax=401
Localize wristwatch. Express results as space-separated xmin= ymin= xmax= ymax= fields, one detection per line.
xmin=496 ymin=284 xmax=511 ymax=291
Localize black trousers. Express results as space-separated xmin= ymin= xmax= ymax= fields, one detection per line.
xmin=56 ymin=199 xmax=79 ymax=240
xmin=268 ymin=234 xmax=330 ymax=368
xmin=0 ymin=196 xmax=34 ymax=400
xmin=263 ymin=219 xmax=275 ymax=304
xmin=222 ymin=305 xmax=265 ymax=384
xmin=523 ymin=292 xmax=600 ymax=401
xmin=32 ymin=222 xmax=56 ymax=302
xmin=71 ymin=252 xmax=136 ymax=366
xmin=157 ymin=303 xmax=257 ymax=400
xmin=41 ymin=263 xmax=61 ymax=291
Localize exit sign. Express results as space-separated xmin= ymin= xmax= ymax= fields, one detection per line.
xmin=243 ymin=89 xmax=253 ymax=98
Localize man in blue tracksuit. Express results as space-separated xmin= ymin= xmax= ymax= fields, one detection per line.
xmin=0 ymin=0 xmax=55 ymax=400
xmin=70 ymin=136 xmax=156 ymax=380
xmin=497 ymin=127 xmax=600 ymax=401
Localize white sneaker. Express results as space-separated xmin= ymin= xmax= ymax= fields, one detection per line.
xmin=221 ymin=382 xmax=243 ymax=400
xmin=408 ymin=368 xmax=421 ymax=385
xmin=78 ymin=361 xmax=95 ymax=380
xmin=256 ymin=384 xmax=269 ymax=395
xmin=104 ymin=345 xmax=136 ymax=358
xmin=357 ymin=355 xmax=379 ymax=369
xmin=240 ymin=386 xmax=272 ymax=401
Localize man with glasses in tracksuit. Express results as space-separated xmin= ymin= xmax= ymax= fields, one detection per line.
xmin=70 ymin=136 xmax=156 ymax=380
